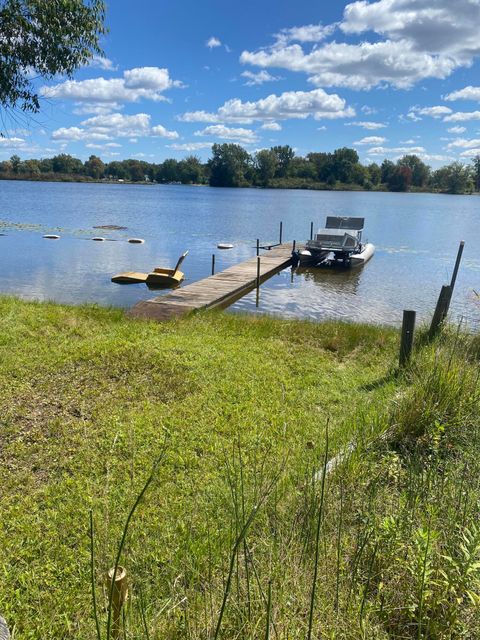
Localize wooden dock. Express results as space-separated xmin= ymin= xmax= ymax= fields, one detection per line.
xmin=128 ymin=243 xmax=296 ymax=321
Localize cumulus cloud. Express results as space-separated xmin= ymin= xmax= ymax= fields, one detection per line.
xmin=446 ymin=137 xmax=480 ymax=149
xmin=194 ymin=125 xmax=258 ymax=143
xmin=168 ymin=142 xmax=214 ymax=151
xmin=206 ymin=37 xmax=222 ymax=49
xmin=179 ymin=88 xmax=355 ymax=124
xmin=89 ymin=55 xmax=117 ymax=71
xmin=40 ymin=67 xmax=183 ymax=106
xmin=444 ymin=86 xmax=480 ymax=102
xmin=459 ymin=148 xmax=480 ymax=157
xmin=241 ymin=70 xmax=281 ymax=86
xmin=447 ymin=126 xmax=466 ymax=134
xmin=261 ymin=122 xmax=282 ymax=131
xmin=444 ymin=110 xmax=480 ymax=122
xmin=344 ymin=121 xmax=386 ymax=129
xmin=409 ymin=105 xmax=453 ymax=119
xmin=354 ymin=136 xmax=386 ymax=145
xmin=368 ymin=145 xmax=426 ymax=155
xmin=51 ymin=113 xmax=178 ymax=142
xmin=240 ymin=1 xmax=480 ymax=90
xmin=274 ymin=23 xmax=335 ymax=45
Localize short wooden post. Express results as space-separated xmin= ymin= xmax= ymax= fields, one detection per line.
xmin=108 ymin=566 xmax=128 ymax=640
xmin=399 ymin=310 xmax=416 ymax=367
xmin=429 ymin=284 xmax=452 ymax=339
xmin=256 ymin=256 xmax=261 ymax=289
xmin=211 ymin=253 xmax=215 ymax=276
xmin=310 ymin=221 xmax=314 ymax=241
xmin=279 ymin=221 xmax=283 ymax=245
xmin=450 ymin=240 xmax=465 ymax=291
xmin=256 ymin=238 xmax=260 ymax=256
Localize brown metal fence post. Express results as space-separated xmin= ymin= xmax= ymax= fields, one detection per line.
xmin=399 ymin=310 xmax=416 ymax=367
xmin=429 ymin=284 xmax=452 ymax=339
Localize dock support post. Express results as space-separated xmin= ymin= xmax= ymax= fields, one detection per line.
xmin=429 ymin=285 xmax=452 ymax=339
xmin=256 ymin=256 xmax=261 ymax=289
xmin=399 ymin=310 xmax=416 ymax=367
xmin=450 ymin=240 xmax=465 ymax=291
xmin=279 ymin=221 xmax=283 ymax=245
xmin=211 ymin=254 xmax=215 ymax=276
xmin=256 ymin=238 xmax=260 ymax=256
xmin=292 ymin=239 xmax=296 ymax=252
xmin=310 ymin=221 xmax=314 ymax=241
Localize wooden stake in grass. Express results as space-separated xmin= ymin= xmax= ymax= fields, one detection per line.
xmin=399 ymin=310 xmax=416 ymax=367
xmin=107 ymin=566 xmax=128 ymax=640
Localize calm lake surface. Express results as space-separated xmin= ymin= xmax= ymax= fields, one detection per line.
xmin=0 ymin=180 xmax=478 ymax=326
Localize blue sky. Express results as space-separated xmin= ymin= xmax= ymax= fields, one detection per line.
xmin=3 ymin=0 xmax=480 ymax=167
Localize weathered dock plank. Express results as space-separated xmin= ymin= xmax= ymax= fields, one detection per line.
xmin=128 ymin=243 xmax=296 ymax=321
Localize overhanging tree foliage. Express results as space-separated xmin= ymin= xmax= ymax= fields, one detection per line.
xmin=0 ymin=0 xmax=106 ymax=117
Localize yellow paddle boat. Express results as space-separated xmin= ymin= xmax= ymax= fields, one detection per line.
xmin=112 ymin=251 xmax=188 ymax=287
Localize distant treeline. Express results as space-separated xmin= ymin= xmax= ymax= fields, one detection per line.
xmin=2 ymin=145 xmax=479 ymax=194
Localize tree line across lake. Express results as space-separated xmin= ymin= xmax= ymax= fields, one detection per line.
xmin=2 ymin=144 xmax=479 ymax=194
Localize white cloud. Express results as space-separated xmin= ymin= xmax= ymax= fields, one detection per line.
xmin=240 ymin=1 xmax=480 ymax=90
xmin=261 ymin=122 xmax=282 ymax=131
xmin=444 ymin=110 xmax=480 ymax=122
xmin=447 ymin=126 xmax=467 ymax=134
xmin=179 ymin=88 xmax=355 ymax=124
xmin=51 ymin=113 xmax=178 ymax=141
xmin=151 ymin=124 xmax=180 ymax=139
xmin=167 ymin=142 xmax=213 ymax=151
xmin=86 ymin=142 xmax=122 ymax=149
xmin=354 ymin=136 xmax=387 ymax=145
xmin=90 ymin=55 xmax=117 ymax=71
xmin=206 ymin=37 xmax=222 ymax=49
xmin=275 ymin=23 xmax=335 ymax=45
xmin=40 ymin=67 xmax=183 ymax=106
xmin=368 ymin=145 xmax=426 ymax=155
xmin=446 ymin=137 xmax=480 ymax=149
xmin=72 ymin=103 xmax=123 ymax=115
xmin=194 ymin=125 xmax=258 ymax=143
xmin=344 ymin=121 xmax=386 ymax=129
xmin=361 ymin=105 xmax=377 ymax=115
xmin=0 ymin=137 xmax=27 ymax=148
xmin=459 ymin=148 xmax=480 ymax=157
xmin=241 ymin=70 xmax=281 ymax=86
xmin=445 ymin=86 xmax=480 ymax=102
xmin=409 ymin=105 xmax=453 ymax=119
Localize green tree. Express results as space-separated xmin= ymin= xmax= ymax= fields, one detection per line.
xmin=387 ymin=165 xmax=412 ymax=192
xmin=380 ymin=159 xmax=396 ymax=184
xmin=178 ymin=156 xmax=203 ymax=184
xmin=0 ymin=0 xmax=106 ymax=119
xmin=39 ymin=158 xmax=53 ymax=173
xmin=157 ymin=158 xmax=179 ymax=183
xmin=331 ymin=147 xmax=359 ymax=183
xmin=52 ymin=153 xmax=83 ymax=174
xmin=397 ymin=155 xmax=430 ymax=187
xmin=471 ymin=155 xmax=480 ymax=191
xmin=432 ymin=162 xmax=473 ymax=194
xmin=254 ymin=149 xmax=278 ymax=185
xmin=367 ymin=162 xmax=381 ymax=185
xmin=271 ymin=145 xmax=295 ymax=178
xmin=20 ymin=158 xmax=40 ymax=174
xmin=10 ymin=154 xmax=21 ymax=173
xmin=208 ymin=143 xmax=251 ymax=187
xmin=84 ymin=154 xmax=105 ymax=179
xmin=306 ymin=152 xmax=333 ymax=182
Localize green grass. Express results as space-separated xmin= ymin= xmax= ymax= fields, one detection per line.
xmin=0 ymin=296 xmax=479 ymax=639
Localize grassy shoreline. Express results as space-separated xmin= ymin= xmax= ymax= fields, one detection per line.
xmin=1 ymin=296 xmax=479 ymax=638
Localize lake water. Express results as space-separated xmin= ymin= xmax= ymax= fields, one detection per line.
xmin=0 ymin=179 xmax=478 ymax=326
